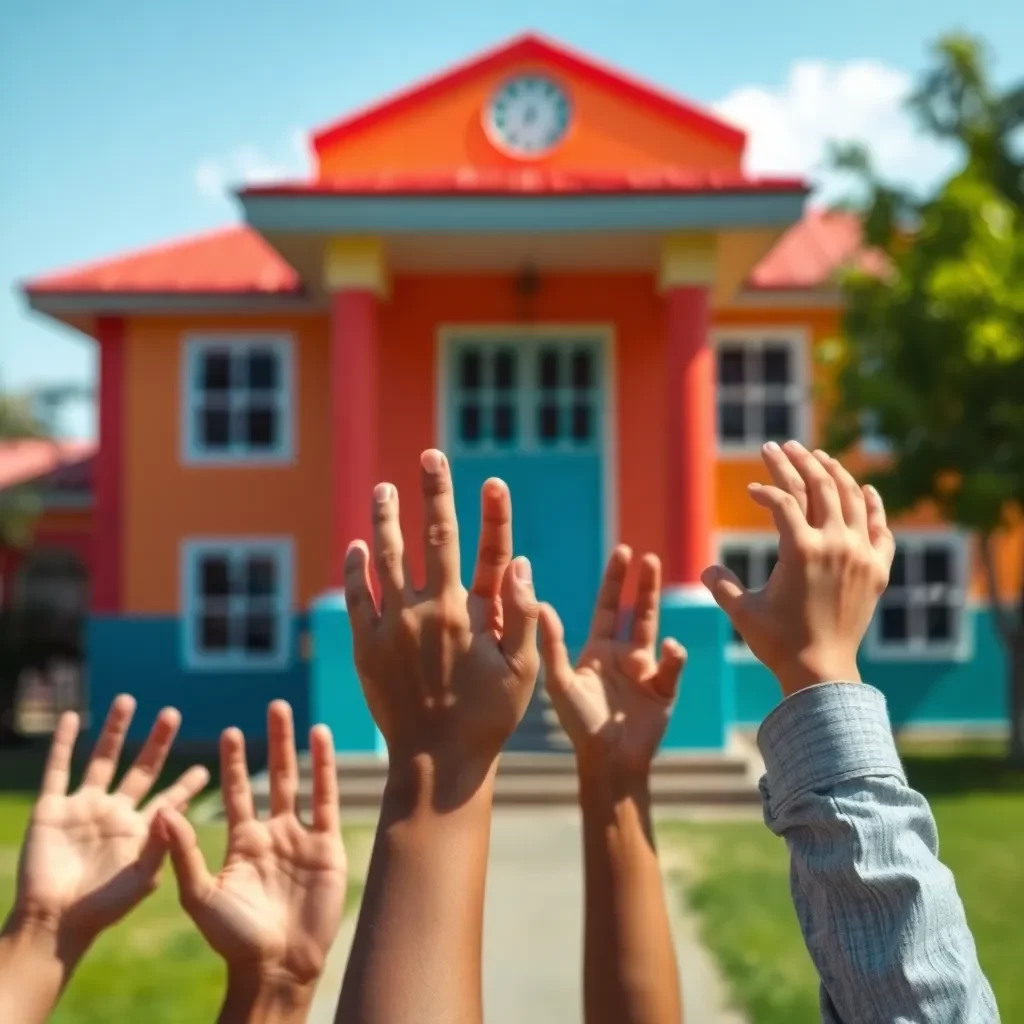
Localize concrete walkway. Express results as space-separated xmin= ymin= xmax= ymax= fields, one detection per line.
xmin=310 ymin=808 xmax=744 ymax=1023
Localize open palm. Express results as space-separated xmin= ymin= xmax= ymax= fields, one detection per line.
xmin=16 ymin=696 xmax=209 ymax=942
xmin=156 ymin=701 xmax=347 ymax=985
xmin=540 ymin=547 xmax=686 ymax=773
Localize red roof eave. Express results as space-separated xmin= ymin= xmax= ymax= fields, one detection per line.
xmin=311 ymin=32 xmax=746 ymax=156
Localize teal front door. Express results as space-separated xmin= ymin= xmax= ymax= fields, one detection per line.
xmin=445 ymin=335 xmax=606 ymax=649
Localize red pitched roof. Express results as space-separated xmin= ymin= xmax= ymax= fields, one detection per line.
xmin=241 ymin=168 xmax=803 ymax=197
xmin=312 ymin=32 xmax=746 ymax=156
xmin=23 ymin=211 xmax=861 ymax=298
xmin=0 ymin=441 xmax=95 ymax=492
xmin=25 ymin=227 xmax=300 ymax=295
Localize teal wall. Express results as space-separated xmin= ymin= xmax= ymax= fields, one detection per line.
xmin=87 ymin=616 xmax=310 ymax=743
xmin=732 ymin=607 xmax=1008 ymax=729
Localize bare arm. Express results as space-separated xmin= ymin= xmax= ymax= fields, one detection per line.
xmin=335 ymin=450 xmax=540 ymax=1024
xmin=541 ymin=547 xmax=684 ymax=1024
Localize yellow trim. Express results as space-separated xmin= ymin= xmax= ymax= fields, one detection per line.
xmin=659 ymin=234 xmax=716 ymax=290
xmin=323 ymin=237 xmax=388 ymax=296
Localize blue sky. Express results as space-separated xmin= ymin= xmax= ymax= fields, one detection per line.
xmin=2 ymin=0 xmax=1021 ymax=438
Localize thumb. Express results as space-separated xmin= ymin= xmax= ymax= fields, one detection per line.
xmin=651 ymin=638 xmax=687 ymax=702
xmin=537 ymin=602 xmax=574 ymax=696
xmin=156 ymin=807 xmax=213 ymax=909
xmin=700 ymin=564 xmax=749 ymax=621
xmin=500 ymin=556 xmax=540 ymax=680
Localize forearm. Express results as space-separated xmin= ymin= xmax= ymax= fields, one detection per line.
xmin=218 ymin=969 xmax=315 ymax=1024
xmin=0 ymin=914 xmax=85 ymax=1024
xmin=336 ymin=757 xmax=496 ymax=1024
xmin=759 ymin=683 xmax=998 ymax=1023
xmin=579 ymin=763 xmax=681 ymax=1024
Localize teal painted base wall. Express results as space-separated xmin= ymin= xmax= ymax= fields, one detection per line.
xmin=660 ymin=591 xmax=733 ymax=750
xmin=732 ymin=607 xmax=1008 ymax=730
xmin=87 ymin=616 xmax=310 ymax=743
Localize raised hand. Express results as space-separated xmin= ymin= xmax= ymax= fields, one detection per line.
xmin=701 ymin=440 xmax=895 ymax=695
xmin=343 ymin=448 xmax=540 ymax=783
xmin=540 ymin=545 xmax=686 ymax=774
xmin=155 ymin=701 xmax=346 ymax=1016
xmin=13 ymin=695 xmax=208 ymax=947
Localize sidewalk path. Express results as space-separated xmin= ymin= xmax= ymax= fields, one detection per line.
xmin=310 ymin=808 xmax=745 ymax=1023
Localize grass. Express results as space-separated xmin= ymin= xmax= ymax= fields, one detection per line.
xmin=660 ymin=740 xmax=1024 ymax=1024
xmin=0 ymin=741 xmax=371 ymax=1023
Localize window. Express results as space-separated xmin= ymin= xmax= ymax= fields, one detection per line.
xmin=714 ymin=331 xmax=807 ymax=452
xmin=184 ymin=336 xmax=293 ymax=463
xmin=182 ymin=539 xmax=293 ymax=670
xmin=870 ymin=534 xmax=967 ymax=659
xmin=718 ymin=536 xmax=778 ymax=652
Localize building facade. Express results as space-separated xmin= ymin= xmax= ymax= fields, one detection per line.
xmin=18 ymin=33 xmax=1013 ymax=749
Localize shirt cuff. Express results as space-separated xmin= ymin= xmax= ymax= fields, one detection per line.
xmin=757 ymin=682 xmax=906 ymax=815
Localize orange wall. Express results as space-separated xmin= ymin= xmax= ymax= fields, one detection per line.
xmin=318 ymin=61 xmax=741 ymax=178
xmin=122 ymin=315 xmax=331 ymax=614
xmin=118 ymin=293 xmax=1021 ymax=612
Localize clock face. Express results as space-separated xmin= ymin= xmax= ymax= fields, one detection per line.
xmin=485 ymin=74 xmax=571 ymax=157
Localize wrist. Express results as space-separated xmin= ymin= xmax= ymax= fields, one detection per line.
xmin=384 ymin=749 xmax=498 ymax=813
xmin=773 ymin=653 xmax=861 ymax=697
xmin=221 ymin=966 xmax=315 ymax=1024
xmin=577 ymin=756 xmax=651 ymax=803
xmin=1 ymin=906 xmax=89 ymax=967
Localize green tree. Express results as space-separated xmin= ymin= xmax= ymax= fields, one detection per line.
xmin=826 ymin=34 xmax=1024 ymax=762
xmin=0 ymin=391 xmax=46 ymax=550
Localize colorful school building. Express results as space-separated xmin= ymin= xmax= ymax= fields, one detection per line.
xmin=11 ymin=33 xmax=1014 ymax=750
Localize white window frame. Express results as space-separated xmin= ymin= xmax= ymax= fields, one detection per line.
xmin=716 ymin=532 xmax=779 ymax=661
xmin=181 ymin=537 xmax=294 ymax=672
xmin=867 ymin=530 xmax=972 ymax=662
xmin=712 ymin=327 xmax=811 ymax=457
xmin=182 ymin=334 xmax=295 ymax=465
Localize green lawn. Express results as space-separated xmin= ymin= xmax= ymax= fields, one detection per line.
xmin=0 ymin=743 xmax=370 ymax=1023
xmin=660 ymin=741 xmax=1024 ymax=1024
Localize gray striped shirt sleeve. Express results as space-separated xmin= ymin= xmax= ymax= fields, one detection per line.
xmin=757 ymin=682 xmax=1000 ymax=1024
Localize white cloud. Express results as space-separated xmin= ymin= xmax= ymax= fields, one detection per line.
xmin=194 ymin=129 xmax=311 ymax=201
xmin=713 ymin=60 xmax=958 ymax=201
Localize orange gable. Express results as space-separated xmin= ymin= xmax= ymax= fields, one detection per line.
xmin=313 ymin=33 xmax=745 ymax=179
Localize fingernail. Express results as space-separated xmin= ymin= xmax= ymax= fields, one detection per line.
xmin=421 ymin=449 xmax=444 ymax=472
xmin=374 ymin=482 xmax=392 ymax=503
xmin=514 ymin=556 xmax=533 ymax=583
xmin=866 ymin=484 xmax=880 ymax=499
xmin=700 ymin=566 xmax=720 ymax=586
xmin=784 ymin=439 xmax=804 ymax=451
xmin=747 ymin=481 xmax=762 ymax=490
xmin=813 ymin=448 xmax=830 ymax=461
xmin=763 ymin=441 xmax=780 ymax=453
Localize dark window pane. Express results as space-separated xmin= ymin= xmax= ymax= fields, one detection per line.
xmin=460 ymin=351 xmax=482 ymax=391
xmin=762 ymin=345 xmax=791 ymax=384
xmin=571 ymin=402 xmax=592 ymax=442
xmin=200 ymin=613 xmax=230 ymax=651
xmin=200 ymin=556 xmax=231 ymax=597
xmin=923 ymin=545 xmax=952 ymax=584
xmin=718 ymin=346 xmax=745 ymax=385
xmin=723 ymin=549 xmax=751 ymax=587
xmin=201 ymin=408 xmax=231 ymax=448
xmin=763 ymin=402 xmax=791 ymax=441
xmin=539 ymin=403 xmax=560 ymax=442
xmin=459 ymin=404 xmax=481 ymax=443
xmin=719 ymin=401 xmax=746 ymax=441
xmin=493 ymin=403 xmax=515 ymax=443
xmin=539 ymin=349 xmax=560 ymax=390
xmin=880 ymin=604 xmax=908 ymax=642
xmin=890 ymin=548 xmax=906 ymax=587
xmin=247 ymin=349 xmax=278 ymax=389
xmin=244 ymin=614 xmax=276 ymax=653
xmin=246 ymin=556 xmax=276 ymax=598
xmin=572 ymin=350 xmax=593 ymax=390
xmin=926 ymin=603 xmax=953 ymax=641
xmin=494 ymin=350 xmax=516 ymax=390
xmin=245 ymin=407 xmax=277 ymax=449
xmin=202 ymin=352 xmax=231 ymax=391
xmin=763 ymin=549 xmax=779 ymax=585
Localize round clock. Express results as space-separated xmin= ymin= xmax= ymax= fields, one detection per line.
xmin=485 ymin=74 xmax=572 ymax=157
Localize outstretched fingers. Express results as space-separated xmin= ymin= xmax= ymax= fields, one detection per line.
xmin=82 ymin=694 xmax=136 ymax=791
xmin=144 ymin=764 xmax=210 ymax=822
xmin=747 ymin=483 xmax=813 ymax=558
xmin=783 ymin=441 xmax=843 ymax=529
xmin=864 ymin=484 xmax=896 ymax=568
xmin=700 ymin=563 xmax=749 ymax=620
xmin=268 ymin=700 xmax=299 ymax=818
xmin=310 ymin=724 xmax=340 ymax=834
xmin=651 ymin=638 xmax=687 ymax=701
xmin=420 ymin=449 xmax=461 ymax=594
xmin=538 ymin=602 xmax=575 ymax=695
xmin=499 ymin=557 xmax=540 ymax=682
xmin=761 ymin=441 xmax=809 ymax=516
xmin=630 ymin=553 xmax=662 ymax=651
xmin=590 ymin=545 xmax=631 ymax=642
xmin=117 ymin=707 xmax=183 ymax=805
xmin=471 ymin=478 xmax=513 ymax=603
xmin=372 ymin=483 xmax=406 ymax=610
xmin=344 ymin=541 xmax=379 ymax=635
xmin=154 ymin=807 xmax=214 ymax=910
xmin=40 ymin=710 xmax=80 ymax=797
xmin=814 ymin=450 xmax=868 ymax=537
xmin=219 ymin=726 xmax=254 ymax=828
